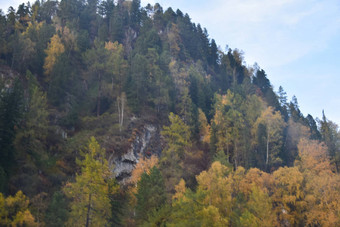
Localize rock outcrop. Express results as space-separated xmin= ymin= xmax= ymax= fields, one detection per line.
xmin=110 ymin=124 xmax=161 ymax=183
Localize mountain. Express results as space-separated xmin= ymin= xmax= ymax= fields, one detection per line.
xmin=0 ymin=1 xmax=339 ymax=226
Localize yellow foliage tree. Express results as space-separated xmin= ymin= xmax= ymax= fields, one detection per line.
xmin=43 ymin=34 xmax=65 ymax=77
xmin=130 ymin=155 xmax=159 ymax=186
xmin=196 ymin=161 xmax=232 ymax=218
xmin=63 ymin=137 xmax=118 ymax=227
xmin=198 ymin=108 xmax=210 ymax=144
xmin=169 ymin=176 xmax=228 ymax=226
xmin=240 ymin=185 xmax=276 ymax=227
xmin=297 ymin=138 xmax=340 ymax=226
xmin=272 ymin=166 xmax=305 ymax=226
xmin=172 ymin=178 xmax=186 ymax=201
xmin=0 ymin=191 xmax=37 ymax=226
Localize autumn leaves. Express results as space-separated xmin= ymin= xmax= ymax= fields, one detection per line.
xmin=167 ymin=138 xmax=340 ymax=226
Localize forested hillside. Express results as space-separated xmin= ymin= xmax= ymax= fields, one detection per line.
xmin=0 ymin=0 xmax=340 ymax=226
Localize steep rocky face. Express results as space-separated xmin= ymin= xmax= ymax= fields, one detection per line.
xmin=110 ymin=124 xmax=162 ymax=183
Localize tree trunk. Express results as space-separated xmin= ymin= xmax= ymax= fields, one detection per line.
xmin=117 ymin=96 xmax=121 ymax=131
xmin=85 ymin=193 xmax=92 ymax=227
xmin=117 ymin=93 xmax=125 ymax=132
xmin=121 ymin=95 xmax=124 ymax=128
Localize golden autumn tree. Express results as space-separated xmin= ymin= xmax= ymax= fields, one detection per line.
xmin=130 ymin=155 xmax=159 ymax=186
xmin=212 ymin=92 xmax=233 ymax=156
xmin=296 ymin=138 xmax=340 ymax=226
xmin=43 ymin=33 xmax=65 ymax=77
xmin=0 ymin=191 xmax=37 ymax=226
xmin=60 ymin=26 xmax=78 ymax=55
xmin=239 ymin=185 xmax=276 ymax=227
xmin=196 ymin=161 xmax=232 ymax=219
xmin=63 ymin=137 xmax=118 ymax=227
xmin=198 ymin=108 xmax=211 ymax=144
xmin=272 ymin=166 xmax=305 ymax=226
xmin=172 ymin=178 xmax=186 ymax=201
xmin=169 ymin=176 xmax=228 ymax=227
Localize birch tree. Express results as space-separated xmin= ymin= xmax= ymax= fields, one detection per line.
xmin=253 ymin=107 xmax=285 ymax=170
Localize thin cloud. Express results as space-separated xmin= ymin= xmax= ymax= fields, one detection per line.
xmin=188 ymin=0 xmax=340 ymax=68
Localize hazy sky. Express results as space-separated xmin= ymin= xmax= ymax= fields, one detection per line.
xmin=1 ymin=0 xmax=340 ymax=125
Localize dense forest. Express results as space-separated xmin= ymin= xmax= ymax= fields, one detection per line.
xmin=0 ymin=0 xmax=340 ymax=226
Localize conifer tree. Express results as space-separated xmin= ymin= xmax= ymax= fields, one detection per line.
xmin=44 ymin=191 xmax=68 ymax=227
xmin=0 ymin=79 xmax=23 ymax=193
xmin=63 ymin=137 xmax=118 ymax=227
xmin=135 ymin=166 xmax=166 ymax=223
xmin=161 ymin=112 xmax=191 ymax=193
xmin=320 ymin=111 xmax=340 ymax=172
xmin=12 ymin=76 xmax=50 ymax=196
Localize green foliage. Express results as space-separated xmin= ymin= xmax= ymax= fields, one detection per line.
xmin=212 ymin=91 xmax=250 ymax=168
xmin=44 ymin=191 xmax=68 ymax=227
xmin=126 ymin=53 xmax=148 ymax=112
xmin=12 ymin=77 xmax=50 ymax=196
xmin=162 ymin=112 xmax=191 ymax=152
xmin=253 ymin=107 xmax=285 ymax=171
xmin=320 ymin=111 xmax=340 ymax=172
xmin=0 ymin=79 xmax=23 ymax=193
xmin=160 ymin=113 xmax=192 ymax=193
xmin=135 ymin=166 xmax=166 ymax=223
xmin=109 ymin=186 xmax=125 ymax=227
xmin=213 ymin=150 xmax=232 ymax=170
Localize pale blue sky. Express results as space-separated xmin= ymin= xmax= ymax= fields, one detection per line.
xmin=1 ymin=0 xmax=340 ymax=125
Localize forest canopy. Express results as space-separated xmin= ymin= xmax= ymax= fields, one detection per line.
xmin=0 ymin=0 xmax=339 ymax=226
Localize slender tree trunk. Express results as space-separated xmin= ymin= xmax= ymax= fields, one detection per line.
xmin=121 ymin=95 xmax=124 ymax=128
xmin=86 ymin=193 xmax=92 ymax=227
xmin=117 ymin=96 xmax=121 ymax=130
xmin=117 ymin=93 xmax=125 ymax=132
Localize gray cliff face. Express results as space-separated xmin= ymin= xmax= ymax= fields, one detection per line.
xmin=110 ymin=124 xmax=161 ymax=184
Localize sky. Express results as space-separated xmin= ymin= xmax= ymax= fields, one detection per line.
xmin=1 ymin=0 xmax=340 ymax=125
